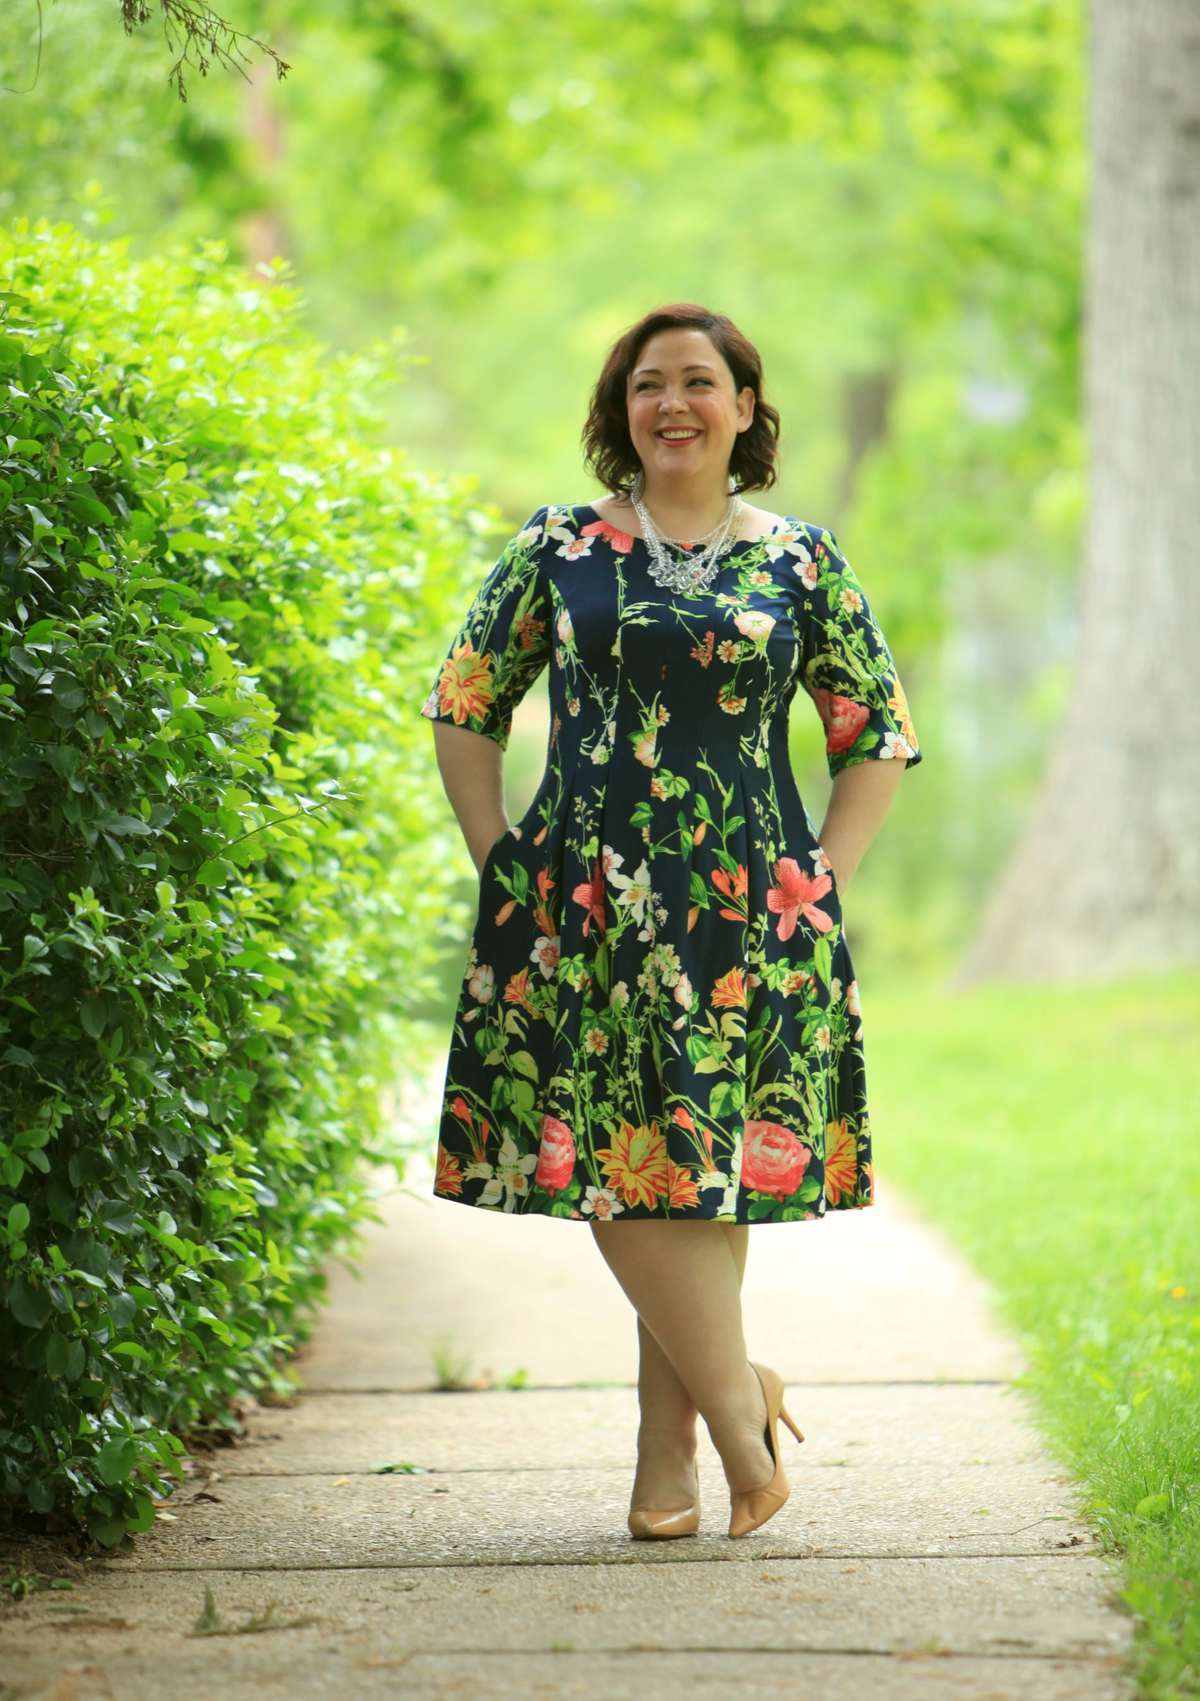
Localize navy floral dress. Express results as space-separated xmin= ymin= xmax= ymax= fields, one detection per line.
xmin=419 ymin=502 xmax=922 ymax=1224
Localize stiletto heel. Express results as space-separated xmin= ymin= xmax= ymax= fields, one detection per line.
xmin=727 ymin=1360 xmax=805 ymax=1540
xmin=779 ymin=1405 xmax=805 ymax=1445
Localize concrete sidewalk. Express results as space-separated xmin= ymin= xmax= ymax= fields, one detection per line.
xmin=3 ymin=1061 xmax=1136 ymax=1699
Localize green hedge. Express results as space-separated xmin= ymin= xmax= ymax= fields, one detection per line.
xmin=0 ymin=219 xmax=487 ymax=1548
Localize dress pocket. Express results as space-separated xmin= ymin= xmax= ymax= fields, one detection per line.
xmin=479 ymin=825 xmax=517 ymax=887
xmin=814 ymin=838 xmax=841 ymax=907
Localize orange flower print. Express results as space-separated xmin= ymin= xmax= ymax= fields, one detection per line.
xmin=766 ymin=857 xmax=834 ymax=940
xmin=433 ymin=640 xmax=497 ymax=730
xmin=530 ymin=867 xmax=559 ymax=943
xmin=666 ymin=1160 xmax=700 ymax=1209
xmin=582 ymin=516 xmax=637 ymax=555
xmin=711 ymin=863 xmax=749 ymax=923
xmin=595 ymin=1119 xmax=670 ymax=1209
xmin=501 ymin=965 xmax=536 ymax=1013
xmin=881 ymin=678 xmax=920 ymax=758
xmin=691 ymin=630 xmax=716 ymax=668
xmin=434 ymin=1143 xmax=464 ymax=1196
xmin=711 ymin=966 xmax=748 ymax=1009
xmin=823 ymin=1117 xmax=859 ymax=1206
xmin=456 ymin=1106 xmax=490 ymax=1168
xmin=717 ymin=683 xmax=747 ymax=714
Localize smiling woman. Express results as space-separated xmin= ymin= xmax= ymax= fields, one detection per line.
xmin=578 ymin=309 xmax=784 ymax=557
xmin=419 ymin=300 xmax=925 ymax=1543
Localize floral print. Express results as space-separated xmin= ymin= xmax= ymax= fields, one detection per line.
xmin=419 ymin=502 xmax=922 ymax=1224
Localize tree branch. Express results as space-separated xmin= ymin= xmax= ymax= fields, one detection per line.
xmin=119 ymin=0 xmax=290 ymax=103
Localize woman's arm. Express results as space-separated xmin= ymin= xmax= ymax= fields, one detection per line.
xmin=817 ymin=756 xmax=908 ymax=895
xmin=430 ymin=721 xmax=510 ymax=876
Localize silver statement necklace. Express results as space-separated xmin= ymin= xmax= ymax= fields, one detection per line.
xmin=629 ymin=468 xmax=746 ymax=594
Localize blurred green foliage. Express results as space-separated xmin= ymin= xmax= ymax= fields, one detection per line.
xmin=0 ymin=0 xmax=1088 ymax=972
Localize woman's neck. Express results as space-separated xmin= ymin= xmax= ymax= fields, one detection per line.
xmin=619 ymin=480 xmax=741 ymax=544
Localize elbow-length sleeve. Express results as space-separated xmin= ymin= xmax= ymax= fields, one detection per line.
xmin=797 ymin=523 xmax=923 ymax=779
xmin=418 ymin=505 xmax=552 ymax=752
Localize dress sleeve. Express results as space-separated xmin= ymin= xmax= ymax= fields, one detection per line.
xmin=418 ymin=505 xmax=552 ymax=752
xmin=797 ymin=523 xmax=923 ymax=779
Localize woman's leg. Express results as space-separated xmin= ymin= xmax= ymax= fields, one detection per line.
xmin=629 ymin=1317 xmax=699 ymax=1508
xmin=627 ymin=1222 xmax=752 ymax=1506
xmin=721 ymin=1221 xmax=749 ymax=1287
xmin=591 ymin=1219 xmax=774 ymax=1495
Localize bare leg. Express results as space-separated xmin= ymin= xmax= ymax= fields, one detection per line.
xmin=629 ymin=1318 xmax=699 ymax=1509
xmin=627 ymin=1221 xmax=752 ymax=1507
xmin=721 ymin=1221 xmax=749 ymax=1287
xmin=591 ymin=1219 xmax=774 ymax=1495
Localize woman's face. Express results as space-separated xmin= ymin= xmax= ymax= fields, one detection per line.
xmin=625 ymin=327 xmax=755 ymax=488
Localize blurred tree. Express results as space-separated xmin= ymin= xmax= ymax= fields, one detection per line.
xmin=958 ymin=0 xmax=1200 ymax=981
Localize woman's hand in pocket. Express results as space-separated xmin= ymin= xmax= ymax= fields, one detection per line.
xmin=472 ymin=821 xmax=510 ymax=878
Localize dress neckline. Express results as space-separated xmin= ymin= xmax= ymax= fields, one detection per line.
xmin=578 ymin=503 xmax=786 ymax=553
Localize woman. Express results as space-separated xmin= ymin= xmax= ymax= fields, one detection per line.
xmin=419 ymin=303 xmax=923 ymax=1542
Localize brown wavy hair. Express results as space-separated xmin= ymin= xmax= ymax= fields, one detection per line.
xmin=581 ymin=303 xmax=781 ymax=497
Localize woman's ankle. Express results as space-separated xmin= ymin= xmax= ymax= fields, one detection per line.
xmin=698 ymin=1359 xmax=763 ymax=1434
xmin=637 ymin=1415 xmax=698 ymax=1447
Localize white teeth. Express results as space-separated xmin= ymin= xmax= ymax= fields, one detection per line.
xmin=660 ymin=430 xmax=699 ymax=440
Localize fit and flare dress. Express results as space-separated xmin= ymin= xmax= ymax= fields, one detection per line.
xmin=419 ymin=501 xmax=923 ymax=1224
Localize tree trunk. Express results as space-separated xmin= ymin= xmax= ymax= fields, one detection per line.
xmin=955 ymin=0 xmax=1200 ymax=985
xmin=240 ymin=54 xmax=291 ymax=273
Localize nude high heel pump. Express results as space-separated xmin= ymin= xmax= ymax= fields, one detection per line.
xmin=727 ymin=1360 xmax=805 ymax=1540
xmin=627 ymin=1460 xmax=701 ymax=1540
xmin=627 ymin=1498 xmax=701 ymax=1540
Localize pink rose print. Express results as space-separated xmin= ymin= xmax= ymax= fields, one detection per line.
xmin=809 ymin=686 xmax=870 ymax=756
xmin=534 ymin=1114 xmax=576 ymax=1193
xmin=740 ymin=1119 xmax=811 ymax=1199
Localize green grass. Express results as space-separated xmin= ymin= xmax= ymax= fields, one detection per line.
xmin=869 ymin=967 xmax=1200 ymax=1699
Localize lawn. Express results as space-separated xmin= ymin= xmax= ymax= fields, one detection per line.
xmin=870 ymin=967 xmax=1200 ymax=1699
